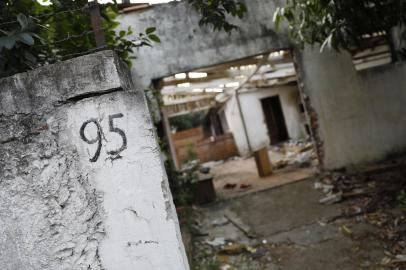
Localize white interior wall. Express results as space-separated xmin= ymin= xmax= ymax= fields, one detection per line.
xmin=225 ymin=85 xmax=305 ymax=156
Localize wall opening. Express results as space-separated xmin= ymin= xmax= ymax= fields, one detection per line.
xmin=153 ymin=50 xmax=319 ymax=200
xmin=261 ymin=95 xmax=289 ymax=144
xmin=351 ymin=31 xmax=393 ymax=71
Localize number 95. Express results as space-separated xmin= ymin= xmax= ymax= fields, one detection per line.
xmin=79 ymin=113 xmax=127 ymax=162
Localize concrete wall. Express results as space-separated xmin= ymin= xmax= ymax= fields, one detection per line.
xmin=224 ymin=85 xmax=305 ymax=156
xmin=172 ymin=127 xmax=239 ymax=165
xmin=298 ymin=47 xmax=406 ymax=169
xmin=0 ymin=51 xmax=188 ymax=270
xmin=117 ymin=0 xmax=406 ymax=169
xmin=117 ymin=0 xmax=289 ymax=86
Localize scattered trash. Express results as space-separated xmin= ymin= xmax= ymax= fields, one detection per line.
xmin=206 ymin=237 xmax=226 ymax=247
xmin=314 ymin=182 xmax=334 ymax=193
xmin=240 ymin=184 xmax=252 ymax=190
xmin=268 ymin=139 xmax=317 ymax=170
xmin=211 ymin=217 xmax=229 ymax=227
xmin=273 ymin=160 xmax=288 ymax=170
xmin=319 ymin=192 xmax=343 ymax=205
xmin=220 ymin=264 xmax=232 ymax=270
xmin=314 ymin=182 xmax=323 ymax=190
xmin=199 ymin=166 xmax=211 ymax=174
xmin=200 ymin=160 xmax=224 ymax=169
xmin=223 ymin=183 xmax=237 ymax=189
xmin=394 ymin=254 xmax=406 ymax=262
xmin=219 ymin=243 xmax=246 ymax=255
xmin=339 ymin=225 xmax=353 ymax=238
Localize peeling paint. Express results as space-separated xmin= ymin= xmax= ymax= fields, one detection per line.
xmin=0 ymin=51 xmax=189 ymax=270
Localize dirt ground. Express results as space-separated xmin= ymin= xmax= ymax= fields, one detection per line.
xmin=191 ymin=179 xmax=390 ymax=270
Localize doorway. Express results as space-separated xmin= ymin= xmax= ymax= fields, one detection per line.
xmin=261 ymin=95 xmax=289 ymax=144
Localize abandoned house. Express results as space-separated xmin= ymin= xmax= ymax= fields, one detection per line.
xmin=2 ymin=0 xmax=406 ymax=269
xmin=159 ymin=50 xmax=307 ymax=168
xmin=117 ymin=0 xmax=405 ymax=171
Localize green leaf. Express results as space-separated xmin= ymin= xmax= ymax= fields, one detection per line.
xmin=146 ymin=27 xmax=156 ymax=34
xmin=17 ymin=33 xmax=35 ymax=46
xmin=148 ymin=34 xmax=161 ymax=43
xmin=17 ymin=14 xmax=28 ymax=30
xmin=320 ymin=33 xmax=333 ymax=52
xmin=24 ymin=51 xmax=37 ymax=63
xmin=0 ymin=36 xmax=16 ymax=50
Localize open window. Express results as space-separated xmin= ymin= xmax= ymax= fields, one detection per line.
xmin=351 ymin=31 xmax=393 ymax=71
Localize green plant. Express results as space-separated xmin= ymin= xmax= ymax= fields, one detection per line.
xmin=189 ymin=0 xmax=247 ymax=32
xmin=164 ymin=158 xmax=199 ymax=206
xmin=0 ymin=0 xmax=159 ymax=78
xmin=186 ymin=143 xmax=198 ymax=162
xmin=397 ymin=190 xmax=406 ymax=211
xmin=170 ymin=110 xmax=208 ymax=132
xmin=192 ymin=257 xmax=221 ymax=270
xmin=274 ymin=0 xmax=406 ymax=53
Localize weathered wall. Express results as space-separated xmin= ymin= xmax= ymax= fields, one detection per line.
xmin=0 ymin=51 xmax=189 ymax=270
xmin=298 ymin=47 xmax=406 ymax=169
xmin=173 ymin=128 xmax=238 ymax=165
xmin=117 ymin=0 xmax=289 ymax=86
xmin=117 ymin=0 xmax=406 ymax=169
xmin=224 ymin=85 xmax=305 ymax=156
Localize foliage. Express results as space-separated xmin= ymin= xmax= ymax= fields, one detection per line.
xmin=189 ymin=0 xmax=247 ymax=32
xmin=186 ymin=143 xmax=198 ymax=161
xmin=192 ymin=257 xmax=221 ymax=270
xmin=397 ymin=190 xmax=406 ymax=211
xmin=170 ymin=110 xmax=208 ymax=132
xmin=0 ymin=0 xmax=159 ymax=78
xmin=162 ymin=145 xmax=199 ymax=206
xmin=274 ymin=0 xmax=406 ymax=52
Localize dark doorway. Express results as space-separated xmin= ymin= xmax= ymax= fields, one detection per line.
xmin=261 ymin=95 xmax=289 ymax=144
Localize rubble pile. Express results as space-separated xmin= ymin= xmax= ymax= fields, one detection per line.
xmin=270 ymin=139 xmax=318 ymax=170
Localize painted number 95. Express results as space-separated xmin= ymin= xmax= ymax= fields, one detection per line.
xmin=79 ymin=113 xmax=127 ymax=162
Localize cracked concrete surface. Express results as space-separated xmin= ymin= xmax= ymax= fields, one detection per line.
xmin=194 ymin=179 xmax=386 ymax=269
xmin=0 ymin=51 xmax=188 ymax=270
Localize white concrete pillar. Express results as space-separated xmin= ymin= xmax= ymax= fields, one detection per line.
xmin=0 ymin=51 xmax=189 ymax=270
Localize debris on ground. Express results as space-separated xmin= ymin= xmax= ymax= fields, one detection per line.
xmin=314 ymin=160 xmax=406 ymax=269
xmin=200 ymin=160 xmax=225 ymax=169
xmin=200 ymin=167 xmax=211 ymax=174
xmin=270 ymin=139 xmax=318 ymax=169
xmin=339 ymin=225 xmax=353 ymax=238
xmin=223 ymin=183 xmax=237 ymax=189
xmin=190 ymin=155 xmax=406 ymax=269
xmin=239 ymin=184 xmax=252 ymax=190
xmin=206 ymin=237 xmax=226 ymax=247
xmin=211 ymin=217 xmax=229 ymax=227
xmin=319 ymin=192 xmax=343 ymax=205
xmin=219 ymin=243 xmax=247 ymax=255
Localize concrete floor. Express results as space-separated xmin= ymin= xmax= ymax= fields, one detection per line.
xmin=209 ymin=142 xmax=317 ymax=199
xmin=193 ymin=179 xmax=386 ymax=270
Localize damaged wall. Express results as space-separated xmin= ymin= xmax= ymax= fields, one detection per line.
xmin=0 ymin=51 xmax=189 ymax=270
xmin=298 ymin=47 xmax=406 ymax=169
xmin=118 ymin=0 xmax=406 ymax=169
xmin=224 ymin=85 xmax=306 ymax=156
xmin=117 ymin=0 xmax=290 ymax=86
